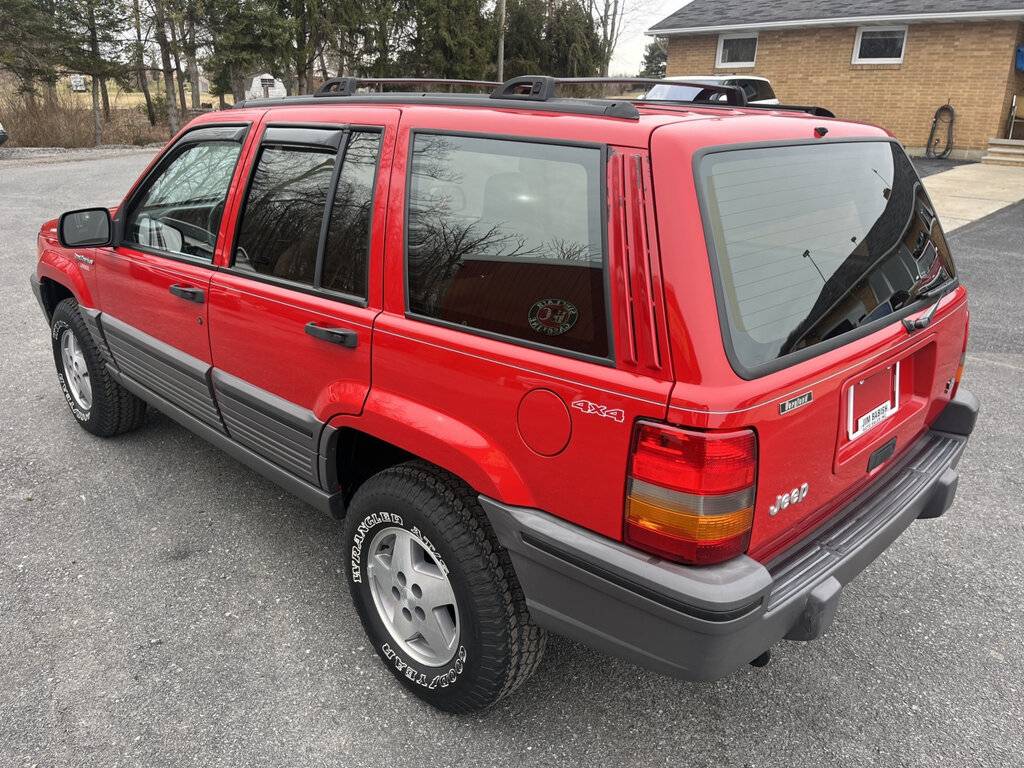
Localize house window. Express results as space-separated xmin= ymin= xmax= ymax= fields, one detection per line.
xmin=853 ymin=26 xmax=907 ymax=64
xmin=716 ymin=33 xmax=757 ymax=68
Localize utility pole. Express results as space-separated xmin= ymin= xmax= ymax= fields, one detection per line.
xmin=496 ymin=0 xmax=507 ymax=82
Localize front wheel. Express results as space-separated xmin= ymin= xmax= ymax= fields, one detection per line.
xmin=343 ymin=462 xmax=546 ymax=712
xmin=50 ymin=298 xmax=146 ymax=437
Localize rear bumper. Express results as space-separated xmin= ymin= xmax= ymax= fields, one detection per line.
xmin=481 ymin=388 xmax=979 ymax=680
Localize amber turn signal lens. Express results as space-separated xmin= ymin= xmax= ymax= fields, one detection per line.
xmin=626 ymin=497 xmax=753 ymax=541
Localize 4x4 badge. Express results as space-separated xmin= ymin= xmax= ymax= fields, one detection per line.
xmin=779 ymin=391 xmax=812 ymax=415
xmin=571 ymin=400 xmax=625 ymax=423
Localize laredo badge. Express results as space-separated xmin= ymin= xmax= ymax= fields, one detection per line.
xmin=528 ymin=298 xmax=578 ymax=336
xmin=779 ymin=391 xmax=812 ymax=415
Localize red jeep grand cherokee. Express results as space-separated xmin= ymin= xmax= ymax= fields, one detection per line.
xmin=30 ymin=77 xmax=978 ymax=712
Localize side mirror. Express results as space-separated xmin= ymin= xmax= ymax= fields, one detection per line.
xmin=58 ymin=207 xmax=112 ymax=248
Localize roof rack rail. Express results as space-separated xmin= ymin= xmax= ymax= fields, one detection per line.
xmin=234 ymin=74 xmax=833 ymax=121
xmin=316 ymin=77 xmax=500 ymax=96
xmin=640 ymin=98 xmax=835 ymax=118
xmin=491 ymin=75 xmax=747 ymax=107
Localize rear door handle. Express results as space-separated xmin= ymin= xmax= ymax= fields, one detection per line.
xmin=169 ymin=284 xmax=205 ymax=303
xmin=305 ymin=322 xmax=358 ymax=348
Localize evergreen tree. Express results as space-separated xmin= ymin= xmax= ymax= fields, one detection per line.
xmin=199 ymin=0 xmax=291 ymax=102
xmin=0 ymin=0 xmax=64 ymax=92
xmin=502 ymin=0 xmax=546 ymax=78
xmin=401 ymin=0 xmax=492 ymax=79
xmin=544 ymin=0 xmax=602 ymax=78
xmin=639 ymin=38 xmax=666 ymax=78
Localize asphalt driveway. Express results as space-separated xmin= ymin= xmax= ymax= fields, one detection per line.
xmin=1 ymin=149 xmax=1022 ymax=768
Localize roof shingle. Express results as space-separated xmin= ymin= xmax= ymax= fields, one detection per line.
xmin=649 ymin=0 xmax=1024 ymax=33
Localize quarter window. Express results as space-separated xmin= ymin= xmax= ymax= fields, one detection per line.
xmin=124 ymin=141 xmax=241 ymax=261
xmin=717 ymin=33 xmax=757 ymax=68
xmin=406 ymin=134 xmax=608 ymax=359
xmin=853 ymin=27 xmax=906 ymax=64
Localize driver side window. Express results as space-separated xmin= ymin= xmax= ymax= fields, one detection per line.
xmin=124 ymin=141 xmax=242 ymax=261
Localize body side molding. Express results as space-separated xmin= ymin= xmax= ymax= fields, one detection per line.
xmin=211 ymin=369 xmax=322 ymax=484
xmin=100 ymin=313 xmax=224 ymax=431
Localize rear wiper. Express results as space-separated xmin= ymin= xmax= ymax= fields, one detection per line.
xmin=902 ymin=276 xmax=960 ymax=332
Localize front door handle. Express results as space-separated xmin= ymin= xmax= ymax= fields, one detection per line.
xmin=305 ymin=322 xmax=358 ymax=348
xmin=169 ymin=284 xmax=205 ymax=303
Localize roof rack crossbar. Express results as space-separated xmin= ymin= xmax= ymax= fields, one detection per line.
xmin=490 ymin=75 xmax=748 ymax=108
xmin=316 ymin=77 xmax=500 ymax=97
xmin=743 ymin=102 xmax=836 ymax=118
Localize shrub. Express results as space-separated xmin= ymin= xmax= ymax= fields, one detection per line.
xmin=0 ymin=89 xmax=169 ymax=148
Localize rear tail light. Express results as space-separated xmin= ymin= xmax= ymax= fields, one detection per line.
xmin=624 ymin=422 xmax=757 ymax=566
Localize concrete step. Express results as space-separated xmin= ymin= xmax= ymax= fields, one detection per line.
xmin=980 ymin=154 xmax=1024 ymax=167
xmin=986 ymin=144 xmax=1024 ymax=156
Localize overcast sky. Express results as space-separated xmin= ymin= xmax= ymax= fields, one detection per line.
xmin=609 ymin=0 xmax=692 ymax=75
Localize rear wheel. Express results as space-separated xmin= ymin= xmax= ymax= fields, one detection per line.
xmin=343 ymin=461 xmax=546 ymax=712
xmin=50 ymin=298 xmax=146 ymax=437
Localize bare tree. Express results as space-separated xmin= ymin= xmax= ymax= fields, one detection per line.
xmin=131 ymin=0 xmax=156 ymax=125
xmin=590 ymin=0 xmax=656 ymax=76
xmin=151 ymin=0 xmax=180 ymax=133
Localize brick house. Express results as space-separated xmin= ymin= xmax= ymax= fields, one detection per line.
xmin=648 ymin=0 xmax=1024 ymax=160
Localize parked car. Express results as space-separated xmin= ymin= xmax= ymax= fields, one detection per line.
xmin=31 ymin=75 xmax=977 ymax=713
xmin=644 ymin=74 xmax=779 ymax=104
xmin=0 ymin=121 xmax=8 ymax=146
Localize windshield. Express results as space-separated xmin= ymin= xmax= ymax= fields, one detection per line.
xmin=698 ymin=140 xmax=955 ymax=373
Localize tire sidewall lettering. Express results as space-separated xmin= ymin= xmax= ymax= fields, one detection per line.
xmin=349 ymin=511 xmax=404 ymax=584
xmin=349 ymin=509 xmax=469 ymax=691
xmin=381 ymin=642 xmax=468 ymax=690
xmin=51 ymin=320 xmax=90 ymax=423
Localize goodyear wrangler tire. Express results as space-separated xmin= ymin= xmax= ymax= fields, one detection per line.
xmin=343 ymin=461 xmax=546 ymax=712
xmin=50 ymin=298 xmax=146 ymax=437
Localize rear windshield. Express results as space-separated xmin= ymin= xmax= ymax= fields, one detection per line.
xmin=698 ymin=140 xmax=955 ymax=374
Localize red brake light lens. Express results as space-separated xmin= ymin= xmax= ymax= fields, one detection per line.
xmin=625 ymin=422 xmax=757 ymax=566
xmin=631 ymin=424 xmax=756 ymax=495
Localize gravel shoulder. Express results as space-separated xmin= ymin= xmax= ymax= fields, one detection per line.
xmin=0 ymin=145 xmax=161 ymax=167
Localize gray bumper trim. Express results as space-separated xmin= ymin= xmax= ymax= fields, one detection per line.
xmin=481 ymin=388 xmax=977 ymax=681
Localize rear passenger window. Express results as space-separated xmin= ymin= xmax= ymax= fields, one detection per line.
xmin=234 ymin=146 xmax=334 ymax=285
xmin=406 ymin=134 xmax=609 ymax=359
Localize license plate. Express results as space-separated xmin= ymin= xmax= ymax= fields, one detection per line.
xmin=847 ymin=362 xmax=900 ymax=440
